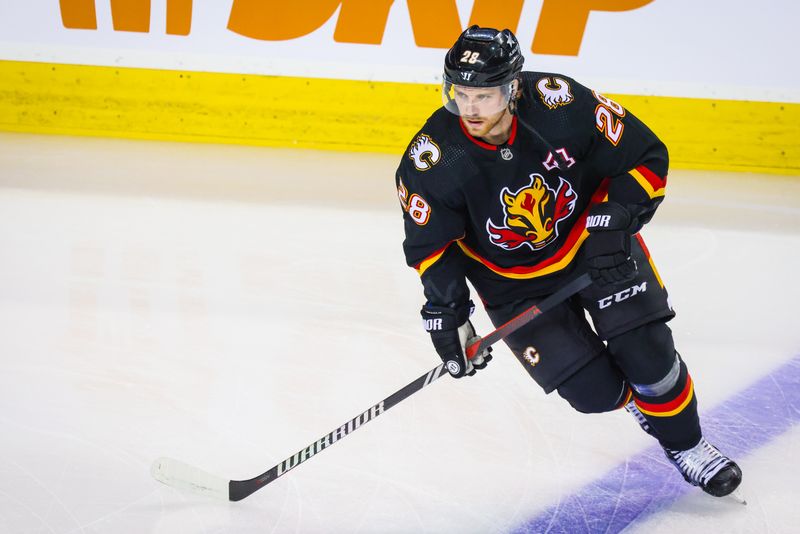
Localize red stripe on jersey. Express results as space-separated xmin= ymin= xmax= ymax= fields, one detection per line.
xmin=414 ymin=238 xmax=461 ymax=275
xmin=635 ymin=165 xmax=667 ymax=190
xmin=634 ymin=233 xmax=651 ymax=259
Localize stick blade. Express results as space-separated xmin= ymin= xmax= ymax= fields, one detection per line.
xmin=728 ymin=487 xmax=747 ymax=505
xmin=151 ymin=457 xmax=230 ymax=501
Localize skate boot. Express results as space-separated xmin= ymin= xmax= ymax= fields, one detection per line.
xmin=664 ymin=437 xmax=742 ymax=497
xmin=624 ymin=400 xmax=657 ymax=437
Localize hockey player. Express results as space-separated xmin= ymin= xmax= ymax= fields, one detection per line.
xmin=395 ymin=26 xmax=742 ymax=497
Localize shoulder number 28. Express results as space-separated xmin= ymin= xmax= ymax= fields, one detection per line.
xmin=397 ymin=180 xmax=431 ymax=226
xmin=593 ymin=91 xmax=626 ymax=146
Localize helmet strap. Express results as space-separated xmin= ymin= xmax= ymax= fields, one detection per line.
xmin=506 ymin=78 xmax=521 ymax=115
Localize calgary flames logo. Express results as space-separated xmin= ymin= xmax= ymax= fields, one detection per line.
xmin=486 ymin=174 xmax=577 ymax=251
xmin=536 ymin=77 xmax=574 ymax=110
xmin=408 ymin=134 xmax=441 ymax=171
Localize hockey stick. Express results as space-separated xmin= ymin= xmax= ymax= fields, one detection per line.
xmin=151 ymin=272 xmax=593 ymax=501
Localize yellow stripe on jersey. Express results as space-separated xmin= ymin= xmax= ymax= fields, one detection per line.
xmin=629 ymin=167 xmax=666 ymax=199
xmin=415 ymin=244 xmax=451 ymax=276
xmin=634 ymin=234 xmax=665 ymax=288
xmin=456 ymin=230 xmax=590 ymax=280
xmin=648 ymin=255 xmax=665 ymax=288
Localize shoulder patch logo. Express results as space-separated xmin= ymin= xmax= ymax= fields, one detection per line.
xmin=536 ymin=77 xmax=574 ymax=110
xmin=408 ymin=134 xmax=442 ymax=172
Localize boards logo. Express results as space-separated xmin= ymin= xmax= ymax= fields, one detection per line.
xmin=59 ymin=0 xmax=193 ymax=35
xmin=58 ymin=1 xmax=653 ymax=56
xmin=486 ymin=174 xmax=577 ymax=251
xmin=408 ymin=134 xmax=441 ymax=171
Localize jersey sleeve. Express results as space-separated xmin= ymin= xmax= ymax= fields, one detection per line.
xmin=395 ymin=149 xmax=471 ymax=308
xmin=573 ymin=80 xmax=669 ymax=230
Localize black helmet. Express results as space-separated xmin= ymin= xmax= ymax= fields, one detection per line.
xmin=443 ymin=25 xmax=524 ymax=87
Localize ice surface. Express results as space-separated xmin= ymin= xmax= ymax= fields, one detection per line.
xmin=0 ymin=132 xmax=798 ymax=533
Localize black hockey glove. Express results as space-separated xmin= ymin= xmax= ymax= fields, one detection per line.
xmin=584 ymin=201 xmax=638 ymax=288
xmin=420 ymin=300 xmax=492 ymax=378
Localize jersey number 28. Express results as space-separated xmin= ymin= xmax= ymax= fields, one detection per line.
xmin=593 ymin=91 xmax=626 ymax=146
xmin=398 ymin=181 xmax=431 ymax=226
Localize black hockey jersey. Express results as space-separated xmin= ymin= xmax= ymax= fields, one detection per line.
xmin=395 ymin=71 xmax=669 ymax=308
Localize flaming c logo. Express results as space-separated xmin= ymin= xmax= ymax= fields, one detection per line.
xmin=408 ymin=134 xmax=441 ymax=171
xmin=486 ymin=174 xmax=577 ymax=251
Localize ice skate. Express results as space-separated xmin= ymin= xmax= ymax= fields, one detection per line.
xmin=624 ymin=400 xmax=657 ymax=437
xmin=664 ymin=437 xmax=742 ymax=497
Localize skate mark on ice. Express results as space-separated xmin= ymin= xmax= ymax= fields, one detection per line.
xmin=512 ymin=355 xmax=800 ymax=534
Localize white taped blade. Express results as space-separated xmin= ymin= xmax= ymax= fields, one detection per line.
xmin=151 ymin=457 xmax=230 ymax=501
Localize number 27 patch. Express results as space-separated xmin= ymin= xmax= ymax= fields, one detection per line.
xmin=397 ymin=178 xmax=431 ymax=226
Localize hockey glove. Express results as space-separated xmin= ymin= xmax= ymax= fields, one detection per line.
xmin=421 ymin=300 xmax=492 ymax=378
xmin=584 ymin=201 xmax=638 ymax=288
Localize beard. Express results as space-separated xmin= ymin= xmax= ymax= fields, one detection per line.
xmin=463 ymin=109 xmax=512 ymax=141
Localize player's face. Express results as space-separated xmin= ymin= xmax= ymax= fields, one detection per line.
xmin=453 ymin=86 xmax=505 ymax=118
xmin=443 ymin=82 xmax=515 ymax=140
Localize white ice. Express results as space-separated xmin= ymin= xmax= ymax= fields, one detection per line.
xmin=0 ymin=132 xmax=798 ymax=533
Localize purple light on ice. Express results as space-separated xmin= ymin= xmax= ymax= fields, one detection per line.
xmin=513 ymin=355 xmax=800 ymax=534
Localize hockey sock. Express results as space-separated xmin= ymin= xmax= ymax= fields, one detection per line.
xmin=616 ymin=386 xmax=633 ymax=410
xmin=630 ymin=355 xmax=701 ymax=450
